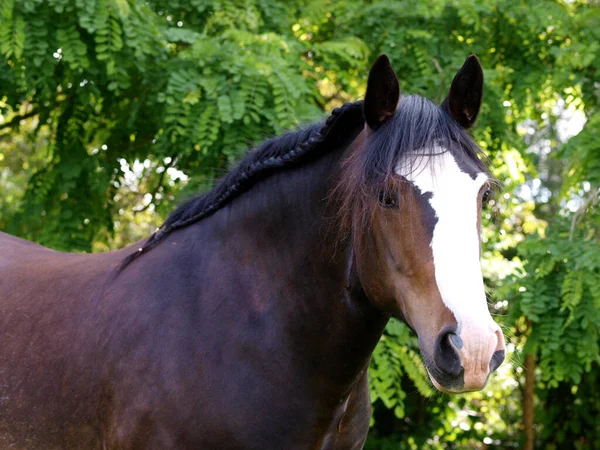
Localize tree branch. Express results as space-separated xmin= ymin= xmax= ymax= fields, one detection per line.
xmin=432 ymin=57 xmax=446 ymax=103
xmin=523 ymin=350 xmax=536 ymax=450
xmin=569 ymin=185 xmax=599 ymax=241
xmin=0 ymin=109 xmax=39 ymax=131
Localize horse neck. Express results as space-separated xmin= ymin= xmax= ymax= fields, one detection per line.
xmin=181 ymin=134 xmax=388 ymax=390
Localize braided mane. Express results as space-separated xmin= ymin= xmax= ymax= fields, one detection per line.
xmin=120 ymin=101 xmax=365 ymax=268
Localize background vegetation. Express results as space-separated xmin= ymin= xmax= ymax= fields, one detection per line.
xmin=1 ymin=0 xmax=598 ymax=448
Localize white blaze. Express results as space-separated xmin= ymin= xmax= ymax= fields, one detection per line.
xmin=397 ymin=148 xmax=491 ymax=331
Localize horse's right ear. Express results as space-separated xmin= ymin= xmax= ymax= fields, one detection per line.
xmin=364 ymin=54 xmax=400 ymax=131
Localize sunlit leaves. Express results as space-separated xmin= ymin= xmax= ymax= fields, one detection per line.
xmin=503 ymin=222 xmax=600 ymax=389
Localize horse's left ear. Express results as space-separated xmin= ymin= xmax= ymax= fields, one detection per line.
xmin=441 ymin=55 xmax=483 ymax=129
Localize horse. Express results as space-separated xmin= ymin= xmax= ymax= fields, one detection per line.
xmin=0 ymin=54 xmax=505 ymax=449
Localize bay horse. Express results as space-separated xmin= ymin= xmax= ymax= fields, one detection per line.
xmin=0 ymin=55 xmax=505 ymax=449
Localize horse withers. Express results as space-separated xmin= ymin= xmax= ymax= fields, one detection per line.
xmin=0 ymin=54 xmax=505 ymax=449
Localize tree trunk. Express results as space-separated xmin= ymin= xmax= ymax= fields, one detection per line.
xmin=524 ymin=352 xmax=536 ymax=450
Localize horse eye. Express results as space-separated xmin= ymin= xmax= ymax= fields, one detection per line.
xmin=378 ymin=191 xmax=398 ymax=208
xmin=482 ymin=189 xmax=492 ymax=203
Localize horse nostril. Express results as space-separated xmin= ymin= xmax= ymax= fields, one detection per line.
xmin=433 ymin=326 xmax=463 ymax=377
xmin=489 ymin=349 xmax=505 ymax=372
xmin=490 ymin=327 xmax=505 ymax=372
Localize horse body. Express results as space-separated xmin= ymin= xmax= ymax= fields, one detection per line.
xmin=0 ymin=54 xmax=506 ymax=448
xmin=0 ymin=233 xmax=112 ymax=447
xmin=0 ymin=142 xmax=383 ymax=449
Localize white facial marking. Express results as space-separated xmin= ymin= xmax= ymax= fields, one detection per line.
xmin=397 ymin=148 xmax=491 ymax=332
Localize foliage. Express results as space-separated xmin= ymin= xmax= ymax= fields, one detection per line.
xmin=502 ymin=217 xmax=600 ymax=388
xmin=0 ymin=0 xmax=352 ymax=250
xmin=1 ymin=0 xmax=600 ymax=448
xmin=535 ymin=364 xmax=600 ymax=450
xmin=369 ymin=319 xmax=434 ymax=421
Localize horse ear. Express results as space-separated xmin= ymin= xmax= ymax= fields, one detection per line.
xmin=441 ymin=55 xmax=484 ymax=129
xmin=364 ymin=54 xmax=400 ymax=131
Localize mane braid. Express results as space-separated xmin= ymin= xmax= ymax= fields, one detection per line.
xmin=119 ymin=101 xmax=364 ymax=270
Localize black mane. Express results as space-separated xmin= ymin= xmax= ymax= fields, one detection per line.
xmin=122 ymin=94 xmax=487 ymax=268
xmin=121 ymin=101 xmax=365 ymax=268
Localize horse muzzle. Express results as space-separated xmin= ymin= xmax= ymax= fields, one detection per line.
xmin=425 ymin=322 xmax=505 ymax=393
